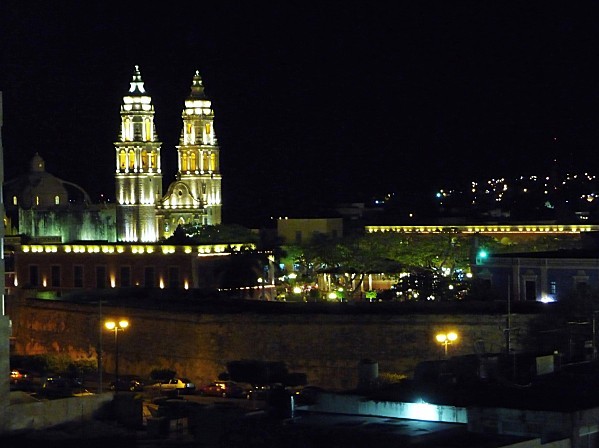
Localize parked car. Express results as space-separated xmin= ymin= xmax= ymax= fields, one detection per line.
xmin=10 ymin=368 xmax=38 ymax=391
xmin=109 ymin=376 xmax=145 ymax=392
xmin=38 ymin=376 xmax=92 ymax=399
xmin=198 ymin=380 xmax=249 ymax=398
xmin=149 ymin=378 xmax=196 ymax=395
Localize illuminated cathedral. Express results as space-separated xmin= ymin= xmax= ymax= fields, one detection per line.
xmin=116 ymin=66 xmax=222 ymax=242
xmin=5 ymin=66 xmax=222 ymax=243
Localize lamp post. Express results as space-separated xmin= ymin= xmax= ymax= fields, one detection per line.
xmin=593 ymin=311 xmax=599 ymax=361
xmin=105 ymin=319 xmax=129 ymax=392
xmin=436 ymin=332 xmax=458 ymax=357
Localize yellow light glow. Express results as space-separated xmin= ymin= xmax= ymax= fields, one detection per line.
xmin=105 ymin=320 xmax=128 ymax=331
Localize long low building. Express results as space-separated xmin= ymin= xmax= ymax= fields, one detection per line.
xmin=4 ymin=237 xmax=273 ymax=300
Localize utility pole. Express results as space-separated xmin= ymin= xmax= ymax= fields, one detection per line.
xmin=506 ymin=275 xmax=511 ymax=353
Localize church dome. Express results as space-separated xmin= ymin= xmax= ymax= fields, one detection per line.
xmin=6 ymin=153 xmax=70 ymax=209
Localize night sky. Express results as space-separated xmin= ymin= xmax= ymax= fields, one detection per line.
xmin=2 ymin=2 xmax=599 ymax=226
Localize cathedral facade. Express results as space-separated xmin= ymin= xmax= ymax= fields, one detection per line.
xmin=115 ymin=66 xmax=222 ymax=242
xmin=5 ymin=66 xmax=222 ymax=244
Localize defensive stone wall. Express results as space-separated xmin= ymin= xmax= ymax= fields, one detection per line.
xmin=7 ymin=298 xmax=537 ymax=390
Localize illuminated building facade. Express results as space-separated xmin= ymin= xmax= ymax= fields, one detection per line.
xmin=114 ymin=66 xmax=163 ymax=243
xmin=116 ymin=66 xmax=222 ymax=243
xmin=10 ymin=241 xmax=256 ymax=294
xmin=4 ymin=154 xmax=116 ymax=243
xmin=473 ymin=249 xmax=599 ymax=303
xmin=157 ymin=70 xmax=222 ymax=236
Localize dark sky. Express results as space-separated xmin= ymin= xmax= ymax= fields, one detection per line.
xmin=2 ymin=2 xmax=599 ymax=225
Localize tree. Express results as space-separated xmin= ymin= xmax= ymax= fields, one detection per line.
xmin=173 ymin=224 xmax=259 ymax=245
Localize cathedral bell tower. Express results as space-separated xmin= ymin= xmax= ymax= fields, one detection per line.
xmin=157 ymin=70 xmax=222 ymax=237
xmin=115 ymin=66 xmax=162 ymax=242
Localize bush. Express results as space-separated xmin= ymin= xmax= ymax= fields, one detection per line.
xmin=377 ymin=372 xmax=408 ymax=386
xmin=10 ymin=355 xmax=97 ymax=378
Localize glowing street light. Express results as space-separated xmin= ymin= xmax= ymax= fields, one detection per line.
xmin=105 ymin=319 xmax=129 ymax=392
xmin=436 ymin=331 xmax=458 ymax=357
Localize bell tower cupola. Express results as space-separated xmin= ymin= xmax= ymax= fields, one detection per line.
xmin=114 ymin=65 xmax=163 ymax=242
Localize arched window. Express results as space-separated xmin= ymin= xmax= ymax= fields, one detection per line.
xmin=150 ymin=152 xmax=156 ymax=168
xmin=210 ymin=153 xmax=216 ymax=171
xmin=190 ymin=153 xmax=197 ymax=171
xmin=144 ymin=119 xmax=152 ymax=141
xmin=187 ymin=123 xmax=193 ymax=144
xmin=128 ymin=150 xmax=135 ymax=170
xmin=54 ymin=195 xmax=60 ymax=205
xmin=141 ymin=150 xmax=148 ymax=169
xmin=181 ymin=152 xmax=188 ymax=171
xmin=204 ymin=122 xmax=211 ymax=144
xmin=119 ymin=150 xmax=127 ymax=170
xmin=12 ymin=196 xmax=17 ymax=206
xmin=124 ymin=118 xmax=131 ymax=141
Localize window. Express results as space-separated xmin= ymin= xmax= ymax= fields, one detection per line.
xmin=144 ymin=267 xmax=155 ymax=287
xmin=550 ymin=281 xmax=557 ymax=295
xmin=124 ymin=118 xmax=131 ymax=141
xmin=144 ymin=118 xmax=152 ymax=141
xmin=120 ymin=266 xmax=131 ymax=288
xmin=29 ymin=265 xmax=39 ymax=287
xmin=74 ymin=265 xmax=84 ymax=288
xmin=96 ymin=266 xmax=107 ymax=289
xmin=54 ymin=195 xmax=60 ymax=205
xmin=51 ymin=265 xmax=61 ymax=287
xmin=4 ymin=252 xmax=14 ymax=273
xmin=119 ymin=150 xmax=127 ymax=170
xmin=12 ymin=196 xmax=17 ymax=206
xmin=168 ymin=267 xmax=180 ymax=289
xmin=128 ymin=150 xmax=135 ymax=169
xmin=525 ymin=280 xmax=536 ymax=301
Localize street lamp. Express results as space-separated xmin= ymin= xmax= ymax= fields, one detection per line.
xmin=436 ymin=332 xmax=458 ymax=357
xmin=105 ymin=319 xmax=129 ymax=392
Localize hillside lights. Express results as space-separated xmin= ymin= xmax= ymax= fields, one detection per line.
xmin=436 ymin=332 xmax=458 ymax=357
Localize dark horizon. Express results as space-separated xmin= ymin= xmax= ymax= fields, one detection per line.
xmin=2 ymin=3 xmax=599 ymax=226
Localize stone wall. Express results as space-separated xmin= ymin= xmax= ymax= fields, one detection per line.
xmin=7 ymin=299 xmax=537 ymax=390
